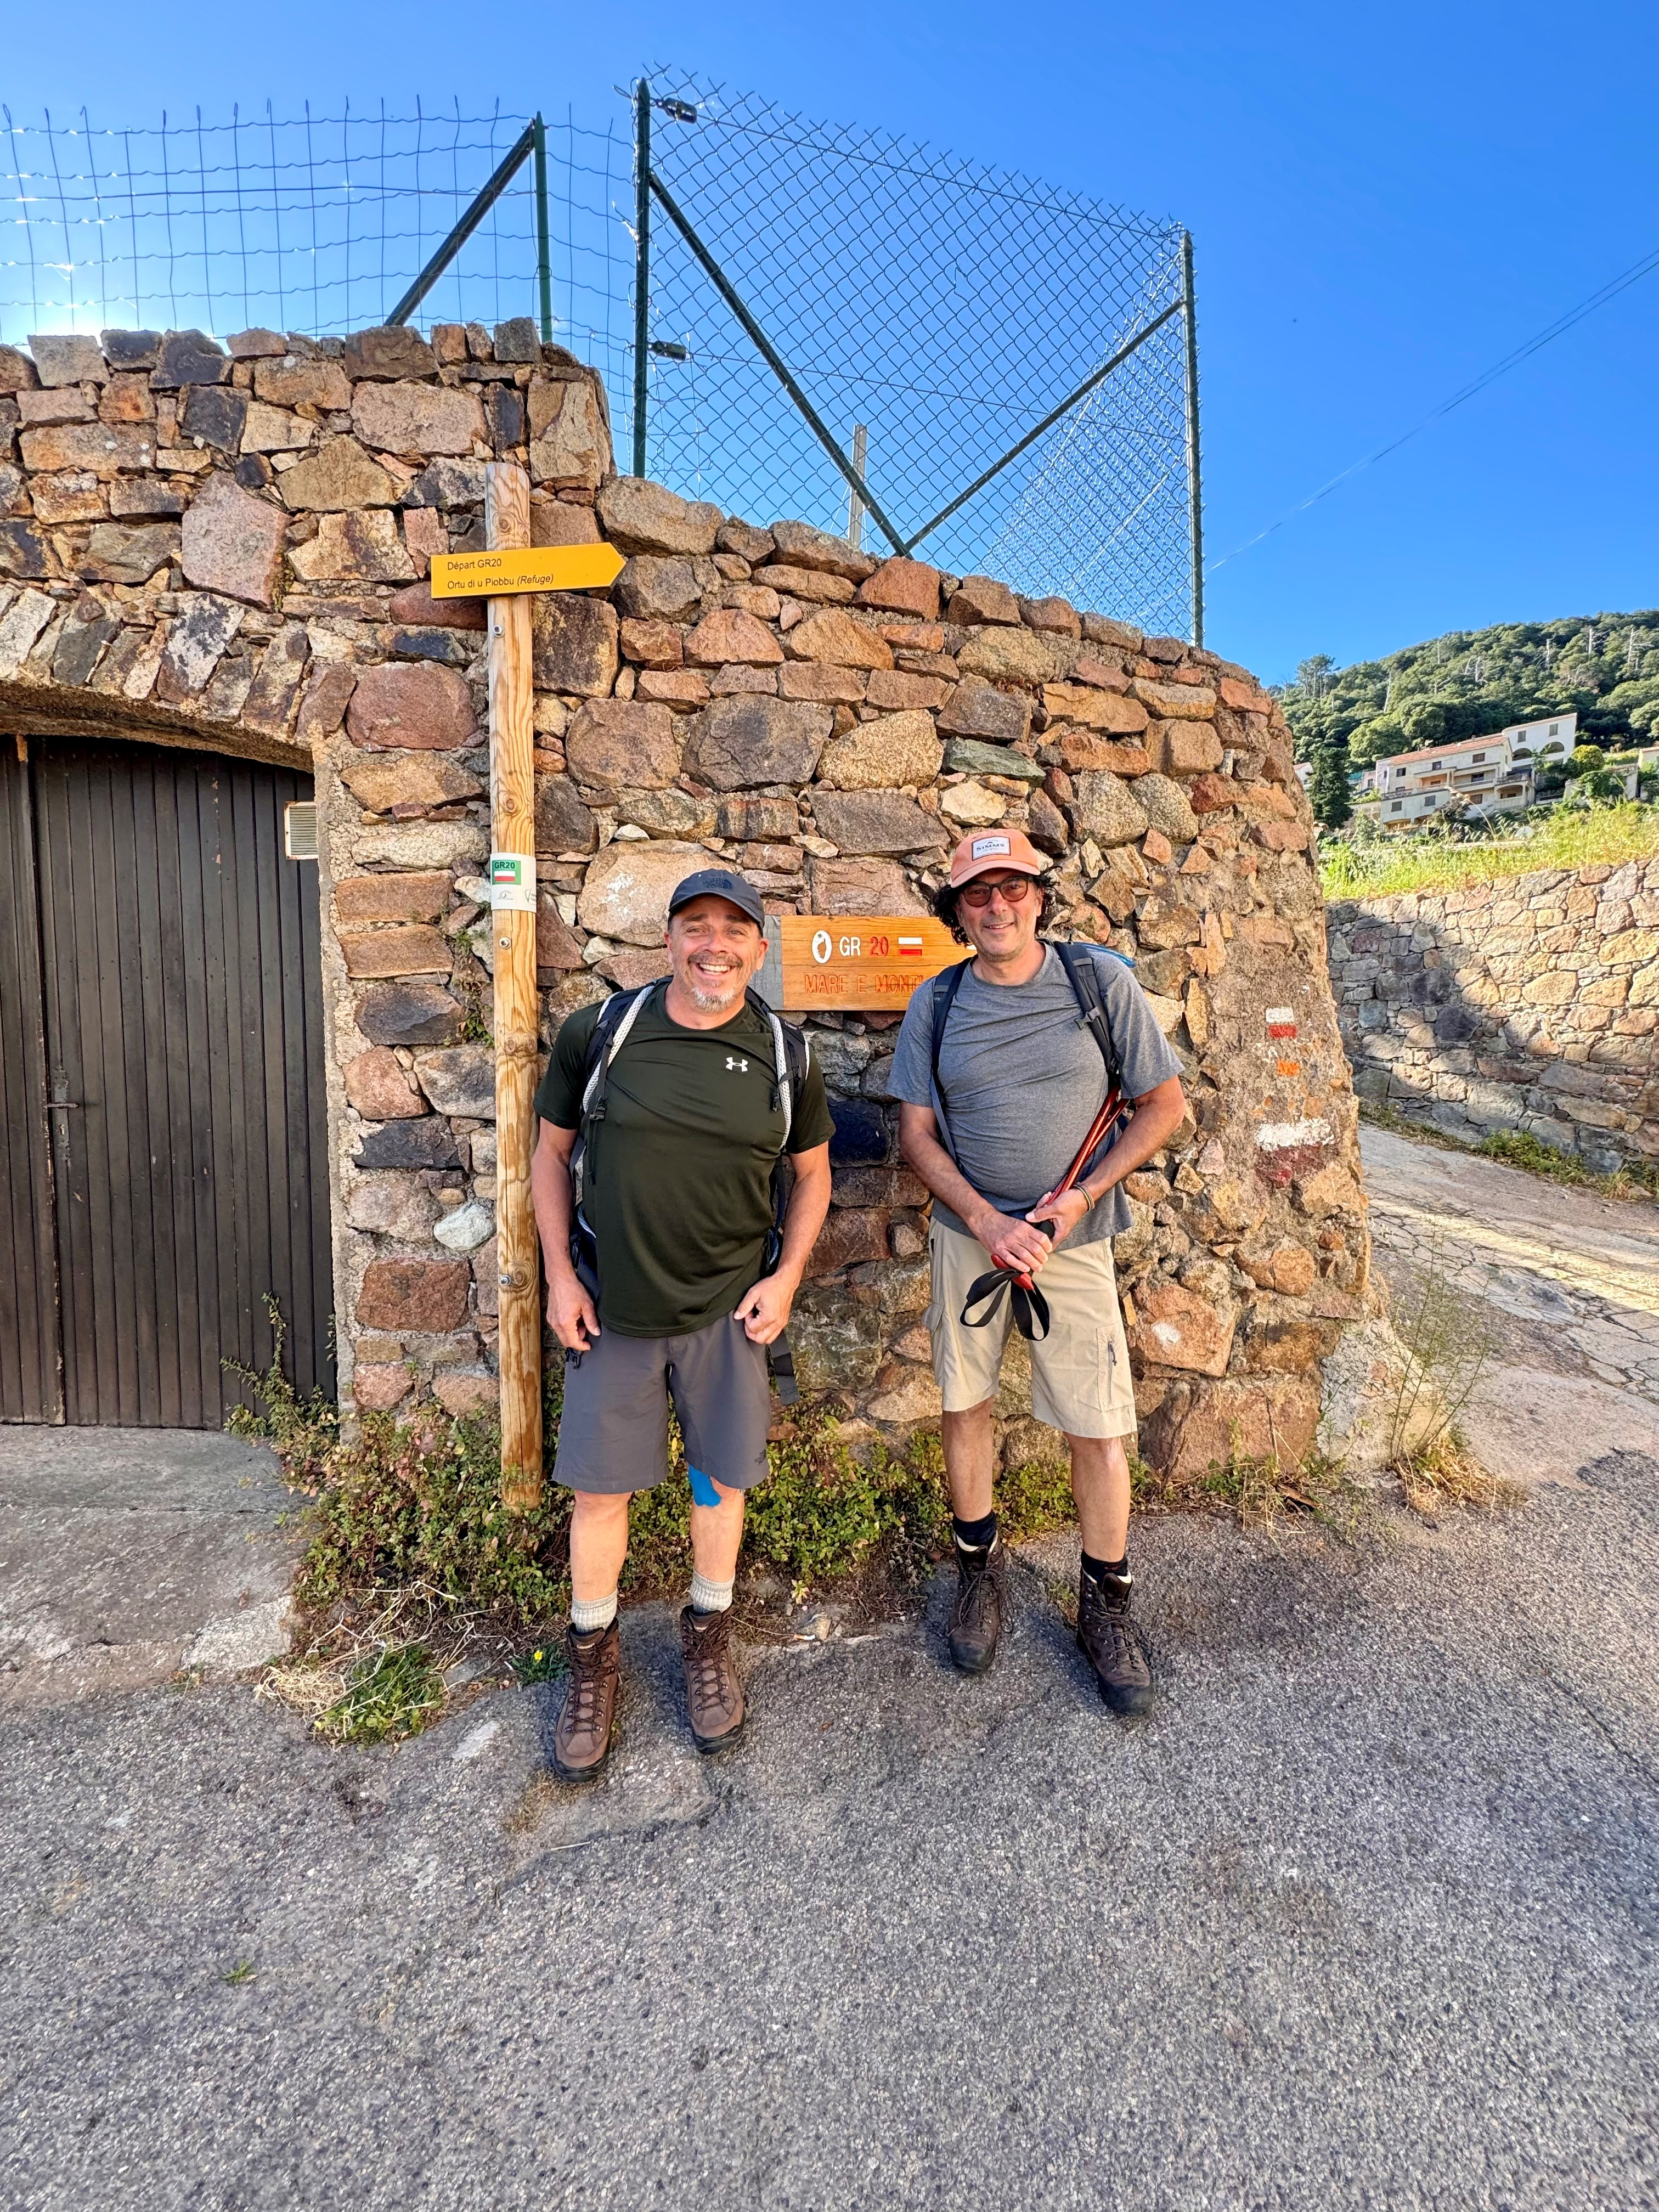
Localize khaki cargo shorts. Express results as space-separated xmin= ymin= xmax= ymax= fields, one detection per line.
xmin=927 ymin=1220 xmax=1138 ymax=1440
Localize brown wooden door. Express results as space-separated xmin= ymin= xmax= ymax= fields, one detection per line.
xmin=0 ymin=747 xmax=60 ymax=1420
xmin=0 ymin=735 xmax=334 ymax=1426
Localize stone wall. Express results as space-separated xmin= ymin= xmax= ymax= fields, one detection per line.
xmin=1329 ymin=860 xmax=1659 ymax=1173
xmin=0 ymin=319 xmax=1368 ymax=1479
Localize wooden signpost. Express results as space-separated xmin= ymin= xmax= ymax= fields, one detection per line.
xmin=776 ymin=916 xmax=967 ymax=1012
xmin=482 ymin=465 xmax=544 ymax=1513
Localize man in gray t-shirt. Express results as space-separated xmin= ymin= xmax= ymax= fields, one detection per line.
xmin=893 ymin=829 xmax=1186 ymax=1716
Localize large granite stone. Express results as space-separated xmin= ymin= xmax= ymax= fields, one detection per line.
xmin=817 ymin=710 xmax=943 ymax=789
xmin=529 ymin=592 xmax=618 ymax=697
xmin=339 ymin=751 xmax=481 ymax=819
xmin=810 ymin=790 xmax=947 ymax=855
xmin=535 ymin=775 xmax=599 ymax=854
xmin=684 ymin=696 xmax=832 ymax=788
xmin=343 ymin=1047 xmax=426 ymax=1118
xmin=1070 ymin=770 xmax=1149 ymax=847
xmin=352 ymin=380 xmax=484 ymax=457
xmin=356 ymin=1257 xmax=471 ymax=1333
xmin=177 ymin=476 xmax=285 ymax=607
xmin=277 ymin=437 xmax=397 ymax=511
xmin=855 ymin=557 xmax=940 ymax=618
xmin=956 ymin=625 xmax=1075 ymax=685
xmin=1135 ymin=772 xmax=1201 ymax=842
xmin=353 ymin=1115 xmax=462 ymax=1170
xmin=804 ymin=857 xmax=929 ymax=914
xmin=769 ymin=518 xmax=877 ymax=580
xmin=354 ymin=981 xmax=465 ymax=1049
xmin=784 ymin=606 xmax=893 ymax=669
xmin=527 ymin=379 xmax=606 ymax=486
xmin=287 ymin=509 xmax=415 ymax=583
xmin=340 ymin=326 xmax=437 ymax=381
xmin=565 ymin=699 xmax=680 ymax=789
xmin=253 ymin=356 xmax=352 ymax=410
xmin=78 ymin=523 xmax=177 ymax=584
xmin=597 ymin=476 xmax=721 ymax=555
xmin=347 ymin=662 xmax=477 ymax=751
xmin=940 ymin=738 xmax=1045 ymax=783
xmin=614 ymin=555 xmax=701 ymax=622
xmin=151 ymin=330 xmax=229 ymax=390
xmin=179 ymin=385 xmax=249 ymax=455
xmin=936 ymin=678 xmax=1030 ymax=746
xmin=577 ymin=839 xmax=707 ymax=946
xmin=411 ymin=1043 xmax=496 ymax=1119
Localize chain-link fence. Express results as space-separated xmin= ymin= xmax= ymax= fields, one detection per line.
xmin=631 ymin=70 xmax=1199 ymax=637
xmin=1 ymin=77 xmax=1201 ymax=637
xmin=0 ymin=102 xmax=633 ymax=364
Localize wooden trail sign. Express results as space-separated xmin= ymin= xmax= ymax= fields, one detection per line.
xmin=483 ymin=465 xmax=544 ymax=1513
xmin=777 ymin=915 xmax=966 ymax=1012
xmin=431 ymin=543 xmax=625 ymax=599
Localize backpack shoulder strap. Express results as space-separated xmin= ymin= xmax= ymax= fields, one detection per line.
xmin=926 ymin=956 xmax=972 ymax=1158
xmin=744 ymin=986 xmax=809 ymax=1152
xmin=928 ymin=957 xmax=970 ymax=1099
xmin=1051 ymin=939 xmax=1124 ymax=1091
xmin=578 ymin=983 xmax=655 ymax=1124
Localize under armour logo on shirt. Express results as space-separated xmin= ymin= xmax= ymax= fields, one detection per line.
xmin=726 ymin=1055 xmax=748 ymax=1073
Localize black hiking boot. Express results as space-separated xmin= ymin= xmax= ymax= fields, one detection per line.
xmin=947 ymin=1538 xmax=1007 ymax=1675
xmin=1076 ymin=1565 xmax=1153 ymax=1718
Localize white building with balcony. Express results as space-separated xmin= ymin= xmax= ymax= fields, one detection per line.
xmin=1354 ymin=714 xmax=1571 ymax=831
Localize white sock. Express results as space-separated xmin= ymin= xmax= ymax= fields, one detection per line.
xmin=571 ymin=1589 xmax=618 ymax=1634
xmin=689 ymin=1570 xmax=734 ymax=1616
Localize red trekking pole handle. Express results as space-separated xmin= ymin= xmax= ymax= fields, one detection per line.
xmin=961 ymin=1086 xmax=1126 ymax=1337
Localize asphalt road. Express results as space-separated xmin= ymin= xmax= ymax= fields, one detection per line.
xmin=4 ymin=1438 xmax=1657 ymax=2211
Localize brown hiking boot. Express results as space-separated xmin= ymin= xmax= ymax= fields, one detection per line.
xmin=947 ymin=1538 xmax=1007 ymax=1675
xmin=1076 ymin=1567 xmax=1153 ymax=1718
xmin=679 ymin=1605 xmax=746 ymax=1753
xmin=552 ymin=1621 xmax=621 ymax=1782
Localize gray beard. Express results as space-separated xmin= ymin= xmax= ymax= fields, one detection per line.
xmin=683 ymin=967 xmax=744 ymax=1011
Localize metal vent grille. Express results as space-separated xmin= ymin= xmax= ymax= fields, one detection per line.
xmin=284 ymin=802 xmax=319 ymax=861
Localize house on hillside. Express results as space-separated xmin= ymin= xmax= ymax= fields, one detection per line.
xmin=1351 ymin=714 xmax=1576 ymax=831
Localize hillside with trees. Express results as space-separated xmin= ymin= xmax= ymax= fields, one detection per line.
xmin=1276 ymin=610 xmax=1659 ymax=767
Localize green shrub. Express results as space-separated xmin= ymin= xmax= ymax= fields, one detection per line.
xmin=315 ymin=1643 xmax=445 ymax=1744
xmin=236 ymin=1308 xmax=1163 ymax=1626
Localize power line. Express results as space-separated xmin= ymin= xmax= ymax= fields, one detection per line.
xmin=1206 ymin=240 xmax=1659 ymax=577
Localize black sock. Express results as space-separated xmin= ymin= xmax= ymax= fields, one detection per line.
xmin=1082 ymin=1550 xmax=1130 ymax=1586
xmin=952 ymin=1510 xmax=998 ymax=1551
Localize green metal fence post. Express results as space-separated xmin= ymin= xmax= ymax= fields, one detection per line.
xmin=1181 ymin=229 xmax=1204 ymax=648
xmin=533 ymin=114 xmax=552 ymax=344
xmin=633 ymin=81 xmax=651 ymax=478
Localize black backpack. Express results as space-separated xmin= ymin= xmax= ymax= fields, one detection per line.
xmin=567 ymin=980 xmax=810 ymax=1401
xmin=926 ymin=939 xmax=1129 ymax=1166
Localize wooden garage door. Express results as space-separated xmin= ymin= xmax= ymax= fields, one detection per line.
xmin=0 ymin=735 xmax=334 ymax=1426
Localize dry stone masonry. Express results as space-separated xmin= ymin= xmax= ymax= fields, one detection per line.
xmin=0 ymin=319 xmax=1368 ymax=1481
xmin=1329 ymin=864 xmax=1659 ymax=1173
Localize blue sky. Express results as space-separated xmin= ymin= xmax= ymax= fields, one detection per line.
xmin=5 ymin=0 xmax=1655 ymax=682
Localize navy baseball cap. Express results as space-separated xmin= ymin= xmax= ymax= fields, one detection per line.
xmin=667 ymin=867 xmax=766 ymax=928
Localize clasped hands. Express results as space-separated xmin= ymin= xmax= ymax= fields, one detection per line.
xmin=972 ymin=1184 xmax=1093 ymax=1277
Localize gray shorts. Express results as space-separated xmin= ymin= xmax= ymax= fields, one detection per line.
xmin=552 ymin=1313 xmax=772 ymax=1497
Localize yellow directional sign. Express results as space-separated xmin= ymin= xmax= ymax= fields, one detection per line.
xmin=429 ymin=543 xmax=626 ymax=598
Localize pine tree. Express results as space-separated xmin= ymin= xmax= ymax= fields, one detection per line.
xmin=1310 ymin=717 xmax=1352 ymax=831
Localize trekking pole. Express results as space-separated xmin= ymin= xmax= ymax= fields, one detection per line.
xmin=958 ymin=1086 xmax=1126 ymax=1341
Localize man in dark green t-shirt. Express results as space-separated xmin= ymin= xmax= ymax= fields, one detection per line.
xmin=530 ymin=868 xmax=832 ymax=1781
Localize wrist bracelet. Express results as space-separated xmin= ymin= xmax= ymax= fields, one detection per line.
xmin=1081 ymin=1187 xmax=1095 ymax=1212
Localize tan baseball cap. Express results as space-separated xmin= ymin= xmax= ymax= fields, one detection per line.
xmin=946 ymin=827 xmax=1049 ymax=888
